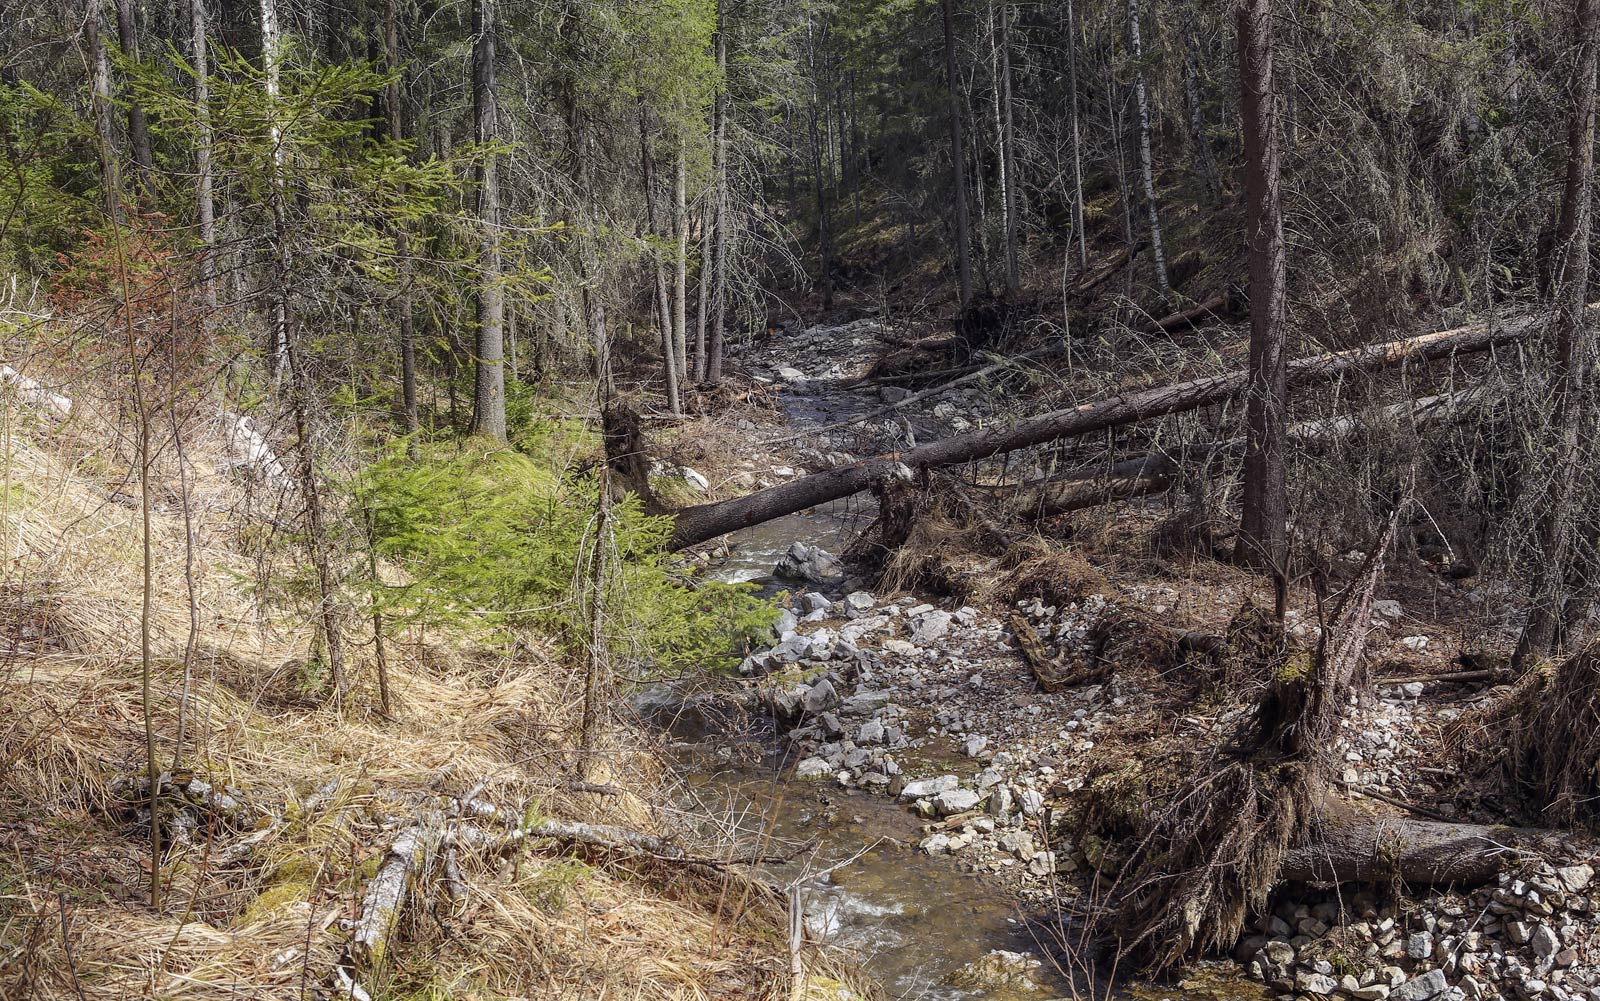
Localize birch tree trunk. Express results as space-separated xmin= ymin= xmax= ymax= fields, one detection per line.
xmin=941 ymin=0 xmax=975 ymax=311
xmin=471 ymin=0 xmax=506 ymax=441
xmin=1233 ymin=0 xmax=1289 ymax=571
xmin=1127 ymin=0 xmax=1171 ymax=301
xmin=261 ymin=0 xmax=290 ymax=385
xmin=190 ymin=0 xmax=216 ymax=316
xmin=1517 ymin=0 xmax=1599 ymax=663
xmin=989 ymin=0 xmax=1020 ymax=298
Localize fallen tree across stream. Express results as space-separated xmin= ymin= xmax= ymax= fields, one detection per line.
xmin=669 ymin=311 xmax=1540 ymax=550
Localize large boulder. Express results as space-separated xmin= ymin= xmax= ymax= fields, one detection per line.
xmin=775 ymin=542 xmax=846 ymax=586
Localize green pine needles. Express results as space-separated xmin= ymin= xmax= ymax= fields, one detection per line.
xmin=361 ymin=429 xmax=775 ymax=676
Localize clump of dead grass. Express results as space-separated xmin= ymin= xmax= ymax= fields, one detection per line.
xmin=0 ymin=412 xmax=830 ymax=1001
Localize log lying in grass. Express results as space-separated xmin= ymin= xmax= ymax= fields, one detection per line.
xmin=1281 ymin=810 xmax=1583 ymax=886
xmin=670 ymin=314 xmax=1536 ymax=549
xmin=0 ymin=365 xmax=72 ymax=420
xmin=1138 ymin=292 xmax=1230 ymax=336
xmin=1073 ymin=240 xmax=1148 ymax=297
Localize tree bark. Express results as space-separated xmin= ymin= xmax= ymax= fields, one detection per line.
xmin=993 ymin=0 xmax=1020 ymax=298
xmin=705 ymin=8 xmax=730 ymax=385
xmin=668 ymin=313 xmax=1539 ymax=550
xmin=191 ymin=0 xmax=216 ymax=317
xmin=641 ymin=112 xmax=682 ymax=415
xmin=1127 ymin=0 xmax=1170 ymax=301
xmin=808 ymin=23 xmax=835 ymax=311
xmin=1281 ymin=808 xmax=1577 ymax=888
xmin=471 ymin=0 xmax=506 ymax=441
xmin=1182 ymin=22 xmax=1222 ymax=204
xmin=672 ymin=141 xmax=690 ymax=382
xmin=260 ymin=0 xmax=290 ymax=386
xmin=941 ymin=0 xmax=975 ymax=311
xmin=86 ymin=0 xmax=121 ymax=221
xmin=113 ymin=0 xmax=155 ymax=202
xmin=1234 ymin=0 xmax=1289 ymax=571
xmin=1064 ymin=0 xmax=1088 ymax=270
xmin=385 ymin=0 xmax=419 ymax=444
xmin=1517 ymin=0 xmax=1598 ymax=664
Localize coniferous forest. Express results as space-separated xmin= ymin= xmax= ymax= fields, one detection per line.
xmin=5 ymin=1 xmax=1600 ymax=999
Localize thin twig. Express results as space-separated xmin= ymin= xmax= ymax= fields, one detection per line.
xmin=57 ymin=892 xmax=88 ymax=1001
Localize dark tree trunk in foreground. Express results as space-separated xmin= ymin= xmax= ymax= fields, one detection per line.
xmin=471 ymin=0 xmax=507 ymax=441
xmin=1517 ymin=0 xmax=1599 ymax=664
xmin=941 ymin=0 xmax=975 ymax=311
xmin=1234 ymin=0 xmax=1289 ymax=572
xmin=668 ymin=314 xmax=1540 ymax=550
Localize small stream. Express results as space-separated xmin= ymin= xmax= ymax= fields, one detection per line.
xmin=677 ymin=378 xmax=1077 ymax=998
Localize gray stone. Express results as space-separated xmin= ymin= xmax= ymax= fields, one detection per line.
xmin=795 ymin=757 xmax=832 ymax=779
xmin=775 ymin=542 xmax=845 ymax=586
xmin=912 ymin=610 xmax=953 ymax=643
xmin=844 ymin=591 xmax=876 ymax=613
xmin=897 ymin=774 xmax=960 ymax=802
xmin=1296 ymin=971 xmax=1339 ymax=996
xmin=801 ymin=592 xmax=832 ymax=614
xmin=803 ymin=679 xmax=841 ymax=714
xmin=962 ymin=734 xmax=989 ymax=757
xmin=1556 ymin=864 xmax=1594 ymax=893
xmin=1017 ymin=787 xmax=1044 ymax=817
xmin=856 ymin=720 xmax=886 ymax=745
xmin=987 ymin=785 xmax=1014 ymax=818
xmin=935 ymin=788 xmax=981 ymax=816
xmin=1393 ymin=969 xmax=1449 ymax=1001
xmin=1531 ymin=924 xmax=1561 ymax=960
xmin=817 ymin=712 xmax=843 ymax=738
xmin=1408 ymin=931 xmax=1435 ymax=960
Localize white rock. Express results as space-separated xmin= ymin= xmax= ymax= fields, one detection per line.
xmin=795 ymin=757 xmax=832 ymax=779
xmin=897 ymin=775 xmax=960 ymax=802
xmin=681 ymin=467 xmax=710 ymax=491
xmin=1401 ymin=635 xmax=1431 ymax=651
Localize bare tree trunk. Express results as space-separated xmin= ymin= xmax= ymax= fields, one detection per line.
xmin=1517 ymin=0 xmax=1599 ymax=664
xmin=695 ymin=195 xmax=711 ymax=382
xmin=808 ymin=23 xmax=835 ymax=311
xmin=1065 ymin=0 xmax=1088 ymax=270
xmin=640 ymin=112 xmax=682 ymax=415
xmin=471 ymin=0 xmax=506 ymax=441
xmin=1182 ymin=23 xmax=1222 ymax=203
xmin=113 ymin=0 xmax=155 ymax=202
xmin=1127 ymin=0 xmax=1170 ymax=301
xmin=191 ymin=0 xmax=216 ymax=318
xmin=993 ymin=0 xmax=1020 ymax=298
xmin=385 ymin=0 xmax=419 ymax=445
xmin=1233 ymin=0 xmax=1289 ymax=572
xmin=706 ymin=13 xmax=729 ymax=385
xmin=260 ymin=0 xmax=290 ymax=386
xmin=672 ymin=141 xmax=690 ymax=382
xmin=85 ymin=0 xmax=121 ymax=220
xmin=941 ymin=0 xmax=975 ymax=311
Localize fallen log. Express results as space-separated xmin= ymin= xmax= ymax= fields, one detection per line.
xmin=1073 ymin=240 xmax=1148 ymax=297
xmin=1281 ymin=809 xmax=1582 ymax=886
xmin=670 ymin=314 xmax=1535 ymax=550
xmin=999 ymin=389 xmax=1471 ymax=516
xmin=1138 ymin=293 xmax=1230 ymax=336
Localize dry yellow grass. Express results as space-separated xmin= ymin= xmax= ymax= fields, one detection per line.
xmin=0 ymin=401 xmax=857 ymax=1001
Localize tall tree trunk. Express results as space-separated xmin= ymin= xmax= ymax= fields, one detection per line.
xmin=641 ymin=112 xmax=682 ymax=415
xmin=471 ymin=0 xmax=506 ymax=441
xmin=1233 ymin=0 xmax=1289 ymax=571
xmin=1127 ymin=0 xmax=1171 ymax=301
xmin=190 ymin=0 xmax=216 ymax=317
xmin=1065 ymin=0 xmax=1087 ymax=270
xmin=995 ymin=0 xmax=1020 ymax=298
xmin=1182 ymin=23 xmax=1223 ymax=203
xmin=385 ymin=0 xmax=419 ymax=444
xmin=1517 ymin=0 xmax=1599 ymax=664
xmin=672 ymin=141 xmax=690 ymax=382
xmin=86 ymin=0 xmax=121 ymax=220
xmin=941 ymin=0 xmax=975 ymax=311
xmin=113 ymin=0 xmax=155 ymax=202
xmin=706 ymin=13 xmax=729 ymax=385
xmin=808 ymin=24 xmax=835 ymax=311
xmin=261 ymin=0 xmax=290 ymax=385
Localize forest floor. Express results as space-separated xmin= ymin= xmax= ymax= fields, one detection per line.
xmin=0 ymin=400 xmax=871 ymax=1001
xmin=649 ymin=302 xmax=1600 ymax=1001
